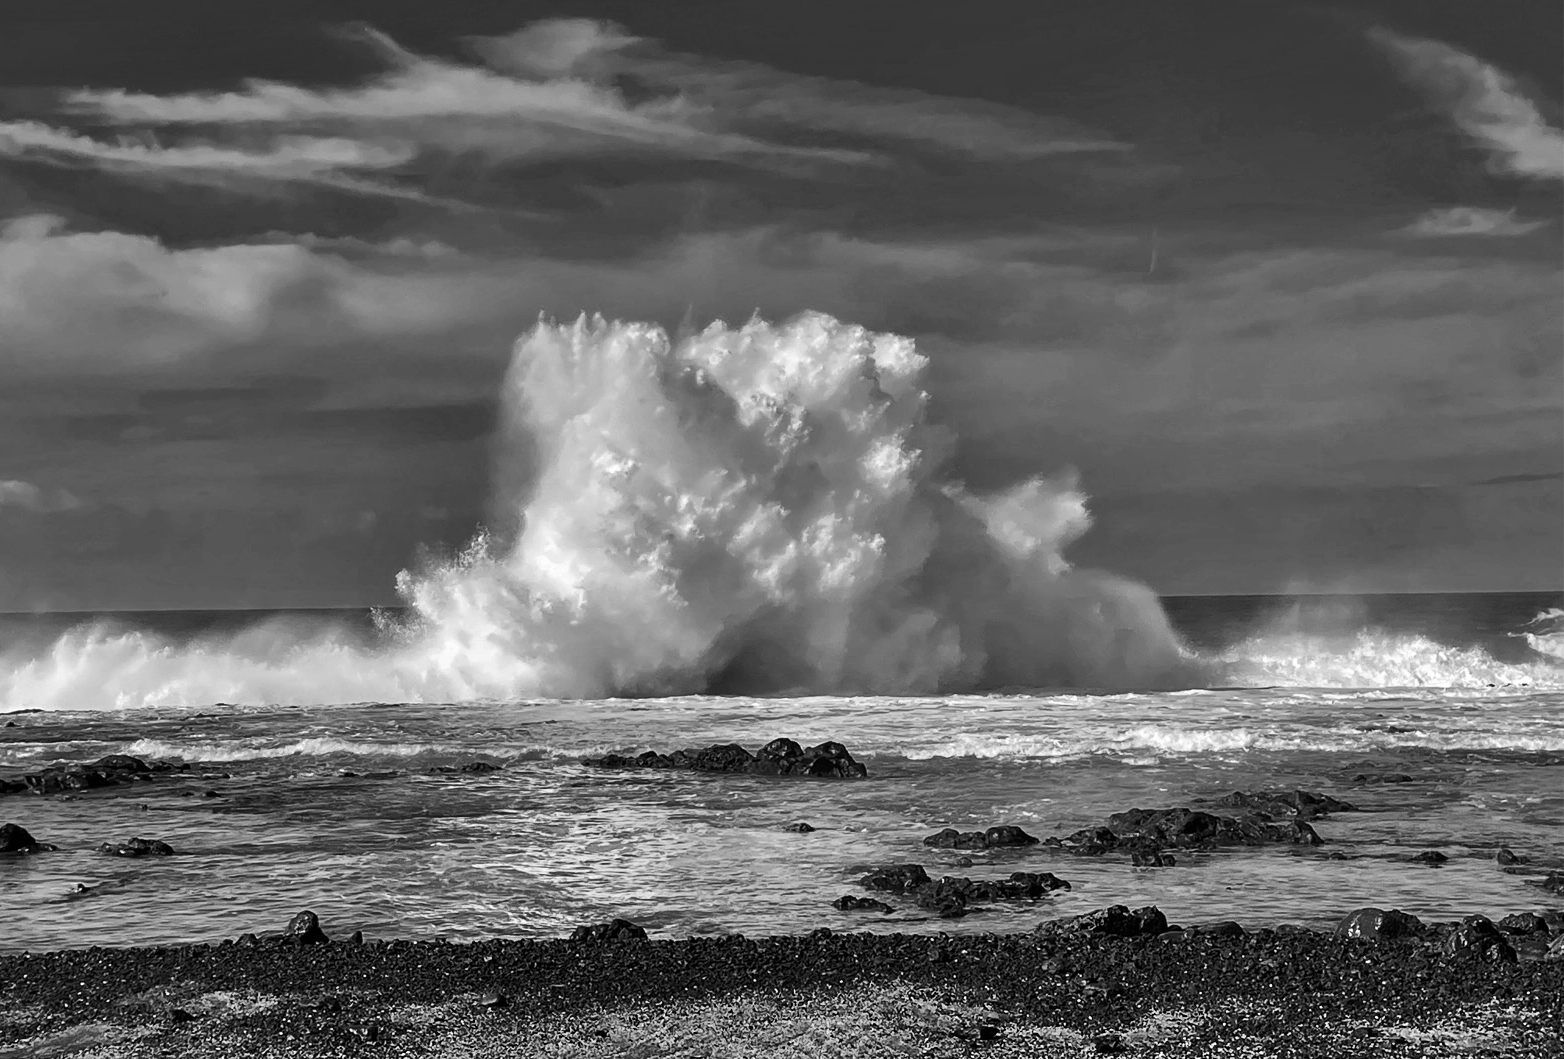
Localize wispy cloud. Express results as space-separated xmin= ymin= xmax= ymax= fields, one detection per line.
xmin=1371 ymin=28 xmax=1564 ymax=180
xmin=1400 ymin=206 xmax=1550 ymax=238
xmin=0 ymin=18 xmax=1130 ymax=207
xmin=0 ymin=120 xmax=411 ymax=176
xmin=477 ymin=19 xmax=1134 ymax=160
xmin=0 ymin=479 xmax=84 ymax=514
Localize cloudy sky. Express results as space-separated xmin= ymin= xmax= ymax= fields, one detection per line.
xmin=0 ymin=0 xmax=1558 ymax=610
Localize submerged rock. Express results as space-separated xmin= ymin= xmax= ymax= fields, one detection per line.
xmin=570 ymin=918 xmax=648 ymax=943
xmin=427 ymin=761 xmax=504 ymax=774
xmin=1496 ymin=847 xmax=1526 ymax=866
xmin=1411 ymin=850 xmax=1449 ymax=865
xmin=584 ymin=738 xmax=866 ymax=778
xmin=1046 ymin=792 xmax=1349 ymax=858
xmin=0 ymin=822 xmax=55 ymax=854
xmin=0 ymin=755 xmax=181 ymax=797
xmin=1213 ymin=790 xmax=1355 ymax=820
xmin=782 ymin=822 xmax=816 ymax=833
xmin=1337 ymin=907 xmax=1424 ymax=941
xmin=96 ymin=837 xmax=175 ymax=858
xmin=832 ymin=895 xmax=895 ymax=913
xmin=923 ymin=824 xmax=1039 ymax=850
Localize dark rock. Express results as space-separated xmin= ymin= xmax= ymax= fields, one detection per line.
xmin=283 ymin=910 xmax=329 ymax=945
xmin=1533 ymin=871 xmax=1564 ymax=894
xmin=570 ymin=918 xmax=648 ymax=943
xmin=1 ymin=754 xmax=180 ymax=798
xmin=348 ymin=931 xmax=364 ymax=946
xmin=1039 ymin=904 xmax=1165 ymax=938
xmin=1337 ymin=907 xmax=1425 ymax=941
xmin=1442 ymin=915 xmax=1516 ymax=963
xmin=1498 ymin=912 xmax=1548 ymax=935
xmin=428 ymin=761 xmax=504 ymax=774
xmin=1411 ymin=850 xmax=1449 ymax=865
xmin=316 ymin=996 xmax=343 ymax=1014
xmin=166 ymin=1008 xmax=195 ymax=1024
xmin=1131 ymin=850 xmax=1176 ymax=867
xmin=96 ymin=837 xmax=175 ymax=857
xmin=1547 ymin=934 xmax=1564 ymax=961
xmin=781 ymin=822 xmax=816 ymax=833
xmin=807 ymin=927 xmax=832 ymax=940
xmin=584 ymin=738 xmax=866 ymax=778
xmin=954 ymin=856 xmax=973 ymax=868
xmin=978 ymin=1024 xmax=999 ymax=1041
xmin=1214 ymin=790 xmax=1355 ymax=820
xmin=860 ymin=864 xmax=931 ymax=894
xmin=478 ymin=991 xmax=507 ymax=1008
xmin=923 ymin=824 xmax=1039 ymax=849
xmin=1351 ymin=773 xmax=1414 ymax=784
xmin=1068 ymin=806 xmax=1323 ymax=852
xmin=832 ymin=895 xmax=895 ymax=913
xmin=1496 ymin=847 xmax=1526 ymax=865
xmin=1093 ymin=1033 xmax=1128 ymax=1055
xmin=1196 ymin=921 xmax=1245 ymax=938
xmin=236 ymin=933 xmax=259 ymax=948
xmin=1 ymin=822 xmax=53 ymax=854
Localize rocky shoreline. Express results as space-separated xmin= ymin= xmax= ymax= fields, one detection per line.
xmin=4 ymin=742 xmax=1563 ymax=1055
xmin=2 ymin=901 xmax=1562 ymax=1058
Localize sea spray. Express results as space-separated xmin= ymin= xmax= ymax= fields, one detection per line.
xmin=0 ymin=313 xmax=1556 ymax=711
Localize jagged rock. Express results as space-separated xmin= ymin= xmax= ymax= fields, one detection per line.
xmin=569 ymin=918 xmax=648 ymax=943
xmin=282 ymin=910 xmax=329 ymax=945
xmin=97 ymin=837 xmax=175 ymax=857
xmin=584 ymin=738 xmax=866 ymax=778
xmin=858 ymin=864 xmax=1069 ymax=918
xmin=923 ymin=824 xmax=1039 ymax=849
xmin=1497 ymin=912 xmax=1549 ymax=935
xmin=1441 ymin=915 xmax=1516 ymax=963
xmin=0 ymin=754 xmax=181 ymax=797
xmin=860 ymin=864 xmax=931 ymax=894
xmin=832 ymin=895 xmax=895 ymax=913
xmin=1037 ymin=904 xmax=1167 ymax=938
xmin=1214 ymin=790 xmax=1355 ymax=820
xmin=1 ymin=822 xmax=54 ymax=854
xmin=1337 ymin=908 xmax=1424 ymax=941
xmin=1063 ymin=806 xmax=1323 ymax=852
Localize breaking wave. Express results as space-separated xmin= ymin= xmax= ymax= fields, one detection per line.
xmin=0 ymin=314 xmax=1559 ymax=711
xmin=1 ymin=313 xmax=1201 ymax=711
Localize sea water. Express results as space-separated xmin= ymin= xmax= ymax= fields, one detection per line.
xmin=0 ymin=315 xmax=1559 ymax=950
xmin=0 ymin=593 xmax=1559 ymax=952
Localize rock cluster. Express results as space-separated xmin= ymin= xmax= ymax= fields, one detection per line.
xmin=0 ymin=754 xmax=181 ymax=796
xmin=858 ymin=863 xmax=1070 ymax=918
xmin=584 ymin=738 xmax=867 ymax=778
xmin=569 ymin=919 xmax=649 ymax=943
xmin=922 ymin=825 xmax=1038 ymax=850
xmin=97 ymin=837 xmax=176 ymax=858
xmin=1044 ymin=789 xmax=1355 ymax=862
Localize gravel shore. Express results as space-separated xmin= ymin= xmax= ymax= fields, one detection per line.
xmin=3 ymin=913 xmax=1561 ymax=1058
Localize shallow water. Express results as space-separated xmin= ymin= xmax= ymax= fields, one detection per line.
xmin=3 ymin=683 xmax=1561 ymax=951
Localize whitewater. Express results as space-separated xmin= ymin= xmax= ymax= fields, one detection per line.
xmin=1 ymin=312 xmax=1561 ymax=951
xmin=0 ymin=312 xmax=1558 ymax=711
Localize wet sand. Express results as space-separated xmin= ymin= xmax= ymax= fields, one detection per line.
xmin=3 ymin=915 xmax=1561 ymax=1058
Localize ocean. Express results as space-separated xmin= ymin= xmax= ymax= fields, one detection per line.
xmin=1 ymin=591 xmax=1560 ymax=954
xmin=2 ymin=317 xmax=1561 ymax=956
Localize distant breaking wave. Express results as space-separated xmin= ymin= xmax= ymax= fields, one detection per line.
xmin=0 ymin=313 xmax=1559 ymax=711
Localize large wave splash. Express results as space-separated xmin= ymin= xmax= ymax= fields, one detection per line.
xmin=1 ymin=313 xmax=1201 ymax=710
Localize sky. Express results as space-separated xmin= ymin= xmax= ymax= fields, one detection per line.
xmin=0 ymin=0 xmax=1559 ymax=610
